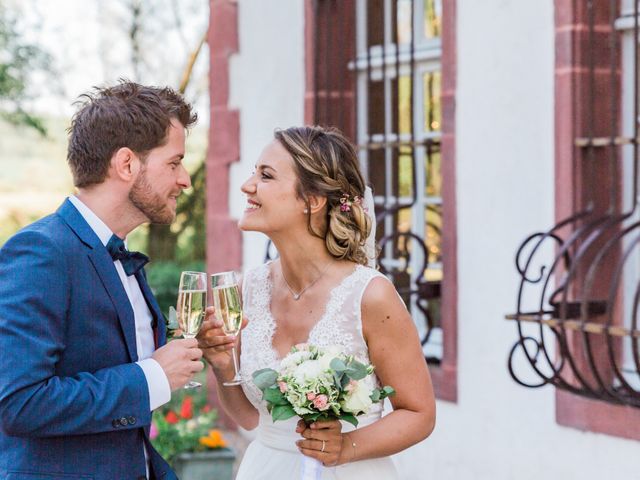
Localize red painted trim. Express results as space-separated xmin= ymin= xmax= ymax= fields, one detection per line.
xmin=556 ymin=391 xmax=640 ymax=441
xmin=207 ymin=0 xmax=241 ymax=429
xmin=433 ymin=0 xmax=458 ymax=403
xmin=304 ymin=0 xmax=316 ymax=125
xmin=554 ymin=0 xmax=632 ymax=439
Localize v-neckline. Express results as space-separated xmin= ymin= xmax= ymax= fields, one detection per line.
xmin=266 ymin=262 xmax=361 ymax=361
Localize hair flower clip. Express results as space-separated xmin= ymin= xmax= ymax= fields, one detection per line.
xmin=339 ymin=193 xmax=362 ymax=212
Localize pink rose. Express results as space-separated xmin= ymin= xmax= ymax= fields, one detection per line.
xmin=278 ymin=381 xmax=288 ymax=393
xmin=306 ymin=392 xmax=317 ymax=401
xmin=345 ymin=379 xmax=358 ymax=393
xmin=312 ymin=394 xmax=329 ymax=411
xmin=150 ymin=421 xmax=159 ymax=440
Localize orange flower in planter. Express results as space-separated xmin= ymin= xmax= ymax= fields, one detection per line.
xmin=180 ymin=396 xmax=193 ymax=419
xmin=199 ymin=429 xmax=227 ymax=449
xmin=165 ymin=411 xmax=180 ymax=424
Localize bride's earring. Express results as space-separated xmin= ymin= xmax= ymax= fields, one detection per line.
xmin=303 ymin=208 xmax=308 ymax=214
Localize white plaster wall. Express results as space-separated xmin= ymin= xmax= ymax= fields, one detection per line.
xmin=228 ymin=0 xmax=640 ymax=478
xmin=228 ymin=0 xmax=306 ymax=270
xmin=394 ymin=1 xmax=640 ymax=479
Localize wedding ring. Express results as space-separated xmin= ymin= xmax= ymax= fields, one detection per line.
xmin=321 ymin=440 xmax=326 ymax=452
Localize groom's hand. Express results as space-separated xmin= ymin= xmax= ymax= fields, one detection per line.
xmin=197 ymin=307 xmax=248 ymax=372
xmin=152 ymin=338 xmax=204 ymax=390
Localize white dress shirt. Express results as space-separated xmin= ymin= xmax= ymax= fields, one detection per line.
xmin=68 ymin=196 xmax=171 ymax=477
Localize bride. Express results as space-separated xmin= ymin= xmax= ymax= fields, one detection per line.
xmin=199 ymin=126 xmax=435 ymax=479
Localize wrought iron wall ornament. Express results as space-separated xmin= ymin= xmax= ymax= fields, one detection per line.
xmin=506 ymin=0 xmax=640 ymax=407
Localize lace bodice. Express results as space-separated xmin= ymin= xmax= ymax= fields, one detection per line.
xmin=240 ymin=263 xmax=386 ymax=415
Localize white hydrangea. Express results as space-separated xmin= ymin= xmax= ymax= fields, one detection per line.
xmin=279 ymin=350 xmax=313 ymax=374
xmin=292 ymin=359 xmax=326 ymax=384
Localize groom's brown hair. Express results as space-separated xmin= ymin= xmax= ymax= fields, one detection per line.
xmin=67 ymin=80 xmax=197 ymax=188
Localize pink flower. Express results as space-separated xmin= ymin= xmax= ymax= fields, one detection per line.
xmin=150 ymin=421 xmax=159 ymax=440
xmin=345 ymin=379 xmax=358 ymax=393
xmin=278 ymin=381 xmax=288 ymax=393
xmin=306 ymin=392 xmax=317 ymax=401
xmin=312 ymin=394 xmax=329 ymax=411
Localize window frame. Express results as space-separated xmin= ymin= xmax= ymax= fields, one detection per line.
xmin=304 ymin=0 xmax=457 ymax=401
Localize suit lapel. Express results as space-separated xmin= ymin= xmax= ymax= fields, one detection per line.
xmin=88 ymin=251 xmax=139 ymax=361
xmin=57 ymin=199 xmax=139 ymax=362
xmin=136 ymin=269 xmax=167 ymax=348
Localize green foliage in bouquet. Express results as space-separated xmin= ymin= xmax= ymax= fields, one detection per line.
xmin=252 ymin=344 xmax=395 ymax=427
xmin=150 ymin=382 xmax=227 ymax=466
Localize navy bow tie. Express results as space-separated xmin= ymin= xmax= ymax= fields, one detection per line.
xmin=106 ymin=234 xmax=149 ymax=276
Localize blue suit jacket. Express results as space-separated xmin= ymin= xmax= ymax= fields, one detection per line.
xmin=0 ymin=200 xmax=177 ymax=480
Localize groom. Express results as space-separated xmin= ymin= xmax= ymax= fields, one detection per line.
xmin=0 ymin=81 xmax=204 ymax=480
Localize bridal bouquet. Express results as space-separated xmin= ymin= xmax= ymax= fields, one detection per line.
xmin=252 ymin=343 xmax=395 ymax=427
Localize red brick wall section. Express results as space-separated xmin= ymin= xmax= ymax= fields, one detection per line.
xmin=206 ymin=0 xmax=241 ymax=429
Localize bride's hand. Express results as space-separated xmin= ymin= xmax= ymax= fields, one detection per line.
xmin=296 ymin=419 xmax=345 ymax=466
xmin=197 ymin=307 xmax=248 ymax=374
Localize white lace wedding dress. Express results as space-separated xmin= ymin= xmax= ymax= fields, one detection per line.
xmin=235 ymin=262 xmax=399 ymax=480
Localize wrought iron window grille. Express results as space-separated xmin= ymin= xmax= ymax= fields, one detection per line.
xmin=506 ymin=0 xmax=640 ymax=407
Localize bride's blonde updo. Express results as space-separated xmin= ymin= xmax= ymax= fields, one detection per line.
xmin=274 ymin=126 xmax=372 ymax=265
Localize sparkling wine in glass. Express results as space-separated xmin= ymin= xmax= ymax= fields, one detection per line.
xmin=177 ymin=271 xmax=207 ymax=389
xmin=211 ymin=271 xmax=243 ymax=386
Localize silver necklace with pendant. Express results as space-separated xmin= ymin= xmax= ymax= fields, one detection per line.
xmin=281 ymin=261 xmax=332 ymax=300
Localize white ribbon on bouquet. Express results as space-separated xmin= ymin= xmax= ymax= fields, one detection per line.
xmin=300 ymin=456 xmax=323 ymax=480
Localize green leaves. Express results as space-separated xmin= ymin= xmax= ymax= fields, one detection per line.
xmin=330 ymin=358 xmax=347 ymax=372
xmin=340 ymin=413 xmax=358 ymax=427
xmin=345 ymin=360 xmax=368 ymax=380
xmin=370 ymin=389 xmax=381 ymax=402
xmin=253 ymin=368 xmax=278 ymax=390
xmin=382 ymin=386 xmax=396 ymax=397
xmin=370 ymin=386 xmax=396 ymax=402
xmin=263 ymin=386 xmax=288 ymax=406
xmin=330 ymin=357 xmax=369 ymax=384
xmin=271 ymin=405 xmax=296 ymax=422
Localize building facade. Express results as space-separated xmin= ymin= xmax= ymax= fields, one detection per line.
xmin=206 ymin=1 xmax=640 ymax=478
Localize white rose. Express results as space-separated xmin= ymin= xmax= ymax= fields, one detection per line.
xmin=341 ymin=376 xmax=374 ymax=414
xmin=293 ymin=359 xmax=325 ymax=384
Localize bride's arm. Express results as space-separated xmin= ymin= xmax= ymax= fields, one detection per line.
xmin=198 ymin=310 xmax=259 ymax=430
xmin=300 ymin=276 xmax=436 ymax=465
xmin=346 ymin=276 xmax=436 ymax=460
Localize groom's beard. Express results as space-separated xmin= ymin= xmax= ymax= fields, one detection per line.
xmin=129 ymin=169 xmax=176 ymax=224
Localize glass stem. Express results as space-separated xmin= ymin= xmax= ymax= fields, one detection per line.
xmin=231 ymin=346 xmax=241 ymax=379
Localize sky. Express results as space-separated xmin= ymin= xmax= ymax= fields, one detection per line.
xmin=10 ymin=0 xmax=210 ymax=119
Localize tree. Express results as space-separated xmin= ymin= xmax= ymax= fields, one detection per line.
xmin=0 ymin=3 xmax=50 ymax=135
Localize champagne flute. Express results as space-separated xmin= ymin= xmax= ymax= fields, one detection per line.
xmin=176 ymin=271 xmax=207 ymax=389
xmin=211 ymin=271 xmax=243 ymax=386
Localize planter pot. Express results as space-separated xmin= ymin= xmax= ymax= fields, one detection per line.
xmin=173 ymin=449 xmax=236 ymax=480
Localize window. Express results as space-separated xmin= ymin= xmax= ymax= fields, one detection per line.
xmin=355 ymin=0 xmax=444 ymax=360
xmin=508 ymin=0 xmax=640 ymax=440
xmin=308 ymin=0 xmax=457 ymax=400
